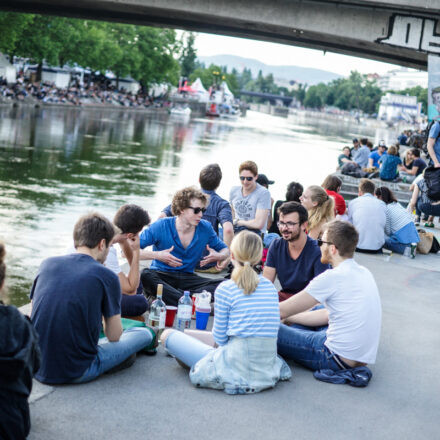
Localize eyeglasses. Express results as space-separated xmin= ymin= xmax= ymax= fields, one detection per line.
xmin=317 ymin=239 xmax=334 ymax=247
xmin=188 ymin=206 xmax=207 ymax=214
xmin=239 ymin=176 xmax=254 ymax=181
xmin=277 ymin=221 xmax=299 ymax=229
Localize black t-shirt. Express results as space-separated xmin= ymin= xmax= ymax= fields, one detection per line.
xmin=31 ymin=253 xmax=121 ymax=384
xmin=413 ymin=158 xmax=427 ymax=176
xmin=268 ymin=200 xmax=284 ymax=235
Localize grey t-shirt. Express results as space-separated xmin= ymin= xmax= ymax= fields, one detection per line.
xmin=230 ymin=183 xmax=271 ymax=233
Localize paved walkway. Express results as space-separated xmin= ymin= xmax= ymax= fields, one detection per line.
xmin=27 ymin=249 xmax=440 ymax=440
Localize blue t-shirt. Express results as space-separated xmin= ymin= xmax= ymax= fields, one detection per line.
xmin=162 ymin=189 xmax=232 ymax=234
xmin=369 ymin=151 xmax=386 ymax=168
xmin=265 ymin=236 xmax=330 ymax=294
xmin=428 ymin=121 xmax=440 ymax=162
xmin=30 ymin=254 xmax=121 ymax=384
xmin=379 ymin=154 xmax=402 ymax=180
xmin=140 ymin=217 xmax=227 ymax=273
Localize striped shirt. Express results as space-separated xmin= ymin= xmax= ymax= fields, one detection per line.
xmin=212 ymin=276 xmax=280 ymax=346
xmin=385 ymin=202 xmax=414 ymax=236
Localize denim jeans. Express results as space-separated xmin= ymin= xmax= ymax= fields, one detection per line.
xmin=384 ymin=236 xmax=409 ymax=254
xmin=277 ymin=323 xmax=343 ymax=371
xmin=72 ymin=327 xmax=153 ymax=383
xmin=165 ymin=330 xmax=214 ymax=368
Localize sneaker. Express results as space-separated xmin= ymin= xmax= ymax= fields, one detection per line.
xmin=410 ymin=243 xmax=417 ymax=259
xmin=105 ymin=353 xmax=136 ymax=375
xmin=414 ymin=216 xmax=420 ymax=226
xmin=424 ymin=222 xmax=435 ymax=228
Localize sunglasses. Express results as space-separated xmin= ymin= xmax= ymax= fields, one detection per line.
xmin=188 ymin=206 xmax=207 ymax=214
xmin=239 ymin=176 xmax=254 ymax=181
xmin=317 ymin=239 xmax=334 ymax=247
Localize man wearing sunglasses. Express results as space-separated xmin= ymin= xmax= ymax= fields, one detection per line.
xmin=263 ymin=202 xmax=329 ymax=302
xmin=277 ymin=220 xmax=382 ymax=373
xmin=230 ymin=160 xmax=271 ymax=235
xmin=140 ymin=187 xmax=229 ymax=306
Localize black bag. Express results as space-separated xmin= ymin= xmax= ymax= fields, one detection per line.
xmin=421 ymin=120 xmax=440 ymax=154
xmin=424 ymin=166 xmax=440 ymax=201
xmin=430 ymin=235 xmax=440 ymax=254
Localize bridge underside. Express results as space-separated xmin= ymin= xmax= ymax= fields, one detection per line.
xmin=1 ymin=0 xmax=439 ymax=70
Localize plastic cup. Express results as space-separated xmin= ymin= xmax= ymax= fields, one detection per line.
xmin=165 ymin=306 xmax=177 ymax=327
xmin=195 ymin=307 xmax=210 ymax=330
xmin=191 ymin=295 xmax=197 ymax=320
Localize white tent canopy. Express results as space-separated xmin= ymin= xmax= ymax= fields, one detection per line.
xmin=0 ymin=54 xmax=16 ymax=84
xmin=191 ymin=77 xmax=209 ymax=103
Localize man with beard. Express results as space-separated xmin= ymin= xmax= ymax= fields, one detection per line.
xmin=277 ymin=220 xmax=382 ymax=372
xmin=263 ymin=202 xmax=329 ymax=302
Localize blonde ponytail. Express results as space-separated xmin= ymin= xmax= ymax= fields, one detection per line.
xmin=307 ymin=186 xmax=335 ymax=230
xmin=230 ymin=231 xmax=263 ymax=295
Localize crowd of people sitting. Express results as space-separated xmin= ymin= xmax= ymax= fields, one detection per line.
xmin=2 ymin=152 xmax=439 ymax=437
xmin=0 ymin=74 xmax=162 ymax=108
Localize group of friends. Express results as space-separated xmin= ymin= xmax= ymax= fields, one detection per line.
xmin=10 ymin=155 xmax=432 ymax=439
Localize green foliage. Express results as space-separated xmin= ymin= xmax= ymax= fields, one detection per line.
xmin=179 ymin=32 xmax=197 ymax=78
xmin=189 ymin=63 xmax=238 ymax=95
xmin=0 ymin=12 xmax=180 ymax=88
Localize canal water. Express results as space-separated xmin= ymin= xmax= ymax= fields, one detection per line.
xmin=0 ymin=106 xmax=399 ymax=306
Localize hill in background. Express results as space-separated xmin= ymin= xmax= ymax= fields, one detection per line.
xmin=198 ymin=54 xmax=342 ymax=86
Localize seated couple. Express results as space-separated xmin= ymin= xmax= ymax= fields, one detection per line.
xmin=31 ymin=213 xmax=157 ymax=385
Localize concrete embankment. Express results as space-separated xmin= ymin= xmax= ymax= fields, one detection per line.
xmin=25 ymin=244 xmax=440 ymax=440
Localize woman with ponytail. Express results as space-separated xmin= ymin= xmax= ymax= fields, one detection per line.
xmin=162 ymin=231 xmax=291 ymax=394
xmin=0 ymin=243 xmax=41 ymax=439
xmin=300 ymin=185 xmax=335 ymax=239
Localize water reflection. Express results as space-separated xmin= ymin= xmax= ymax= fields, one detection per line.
xmin=0 ymin=106 xmax=398 ymax=306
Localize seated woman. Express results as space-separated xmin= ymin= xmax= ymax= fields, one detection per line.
xmin=408 ymin=174 xmax=440 ymax=228
xmin=161 ymin=231 xmax=291 ymax=395
xmin=267 ymin=181 xmax=303 ymax=236
xmin=374 ymin=187 xmax=419 ymax=255
xmin=379 ymin=145 xmax=402 ymax=181
xmin=321 ymin=175 xmax=346 ymax=217
xmin=300 ymin=185 xmax=335 ymax=239
xmin=398 ymin=148 xmax=427 ymax=183
xmin=0 ymin=242 xmax=41 ymax=440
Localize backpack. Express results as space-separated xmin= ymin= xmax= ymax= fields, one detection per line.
xmin=424 ymin=166 xmax=440 ymax=201
xmin=421 ymin=120 xmax=440 ymax=154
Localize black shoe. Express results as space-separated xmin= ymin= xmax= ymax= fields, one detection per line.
xmin=104 ymin=353 xmax=136 ymax=375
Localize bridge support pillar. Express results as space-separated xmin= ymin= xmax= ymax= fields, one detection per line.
xmin=428 ymin=55 xmax=440 ymax=121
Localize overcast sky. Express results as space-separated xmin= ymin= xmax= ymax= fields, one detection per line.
xmin=192 ymin=32 xmax=402 ymax=76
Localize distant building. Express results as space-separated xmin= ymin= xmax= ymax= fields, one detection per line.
xmin=377 ymin=68 xmax=427 ymax=91
xmin=377 ymin=93 xmax=421 ymax=123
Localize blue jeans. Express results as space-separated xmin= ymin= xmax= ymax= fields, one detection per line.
xmin=384 ymin=236 xmax=409 ymax=254
xmin=72 ymin=327 xmax=153 ymax=383
xmin=165 ymin=331 xmax=214 ymax=368
xmin=277 ymin=323 xmax=343 ymax=371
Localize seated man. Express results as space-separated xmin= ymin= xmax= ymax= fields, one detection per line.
xmin=263 ymin=202 xmax=330 ymax=302
xmin=31 ymin=213 xmax=155 ymax=385
xmin=347 ymin=178 xmax=386 ymax=253
xmin=337 ymin=146 xmax=352 ymax=169
xmin=140 ymin=187 xmax=229 ymax=306
xmin=230 ymin=160 xmax=271 ymax=236
xmin=368 ymin=141 xmax=387 ymax=169
xmin=277 ymin=220 xmax=382 ymax=373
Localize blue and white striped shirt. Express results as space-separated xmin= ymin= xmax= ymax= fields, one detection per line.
xmin=212 ymin=276 xmax=280 ymax=346
xmin=384 ymin=202 xmax=413 ymax=236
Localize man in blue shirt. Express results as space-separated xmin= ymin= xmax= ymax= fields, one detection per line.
xmin=368 ymin=141 xmax=387 ymax=168
xmin=263 ymin=202 xmax=330 ymax=302
xmin=427 ymin=120 xmax=440 ymax=168
xmin=352 ymin=138 xmax=370 ymax=168
xmin=31 ymin=213 xmax=155 ymax=384
xmin=140 ymin=187 xmax=230 ymax=305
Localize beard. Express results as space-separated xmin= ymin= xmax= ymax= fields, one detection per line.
xmin=284 ymin=229 xmax=301 ymax=242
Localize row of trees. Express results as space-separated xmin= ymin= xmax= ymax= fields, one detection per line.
xmin=0 ymin=12 xmax=197 ymax=88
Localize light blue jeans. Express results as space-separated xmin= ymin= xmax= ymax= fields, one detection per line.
xmin=165 ymin=331 xmax=214 ymax=368
xmin=72 ymin=327 xmax=154 ymax=383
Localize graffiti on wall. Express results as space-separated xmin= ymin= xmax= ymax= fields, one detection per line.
xmin=377 ymin=15 xmax=440 ymax=56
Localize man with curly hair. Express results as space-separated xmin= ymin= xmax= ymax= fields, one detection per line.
xmin=140 ymin=187 xmax=230 ymax=305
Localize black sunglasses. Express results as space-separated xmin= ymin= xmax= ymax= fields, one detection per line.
xmin=239 ymin=176 xmax=254 ymax=181
xmin=317 ymin=239 xmax=334 ymax=247
xmin=188 ymin=206 xmax=207 ymax=214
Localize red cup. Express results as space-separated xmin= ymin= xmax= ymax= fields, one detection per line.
xmin=191 ymin=295 xmax=197 ymax=320
xmin=165 ymin=306 xmax=177 ymax=327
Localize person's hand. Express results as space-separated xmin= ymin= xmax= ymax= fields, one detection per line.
xmin=215 ymin=256 xmax=230 ymax=272
xmin=200 ymin=245 xmax=223 ymax=267
xmin=157 ymin=246 xmax=182 ymax=267
xmin=127 ymin=234 xmax=140 ymax=252
xmin=435 ymin=162 xmax=440 ymax=168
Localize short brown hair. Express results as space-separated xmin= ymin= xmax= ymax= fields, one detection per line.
xmin=324 ymin=220 xmax=358 ymax=258
xmin=199 ymin=164 xmax=222 ymax=191
xmin=388 ymin=145 xmax=398 ymax=156
xmin=171 ymin=186 xmax=208 ymax=215
xmin=321 ymin=175 xmax=342 ymax=192
xmin=73 ymin=212 xmax=115 ymax=249
xmin=239 ymin=160 xmax=258 ymax=176
xmin=359 ymin=178 xmax=375 ymax=195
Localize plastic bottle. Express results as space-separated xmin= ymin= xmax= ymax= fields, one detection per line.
xmin=148 ymin=284 xmax=166 ymax=337
xmin=176 ymin=291 xmax=192 ymax=331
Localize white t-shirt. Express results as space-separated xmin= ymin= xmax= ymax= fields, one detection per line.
xmin=306 ymin=258 xmax=382 ymax=364
xmin=229 ymin=183 xmax=271 ymax=233
xmin=67 ymin=245 xmax=121 ymax=275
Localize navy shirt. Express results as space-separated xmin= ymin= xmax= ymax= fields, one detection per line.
xmin=30 ymin=254 xmax=121 ymax=384
xmin=162 ymin=189 xmax=232 ymax=234
xmin=265 ymin=236 xmax=330 ymax=294
xmin=140 ymin=217 xmax=227 ymax=273
xmin=412 ymin=158 xmax=427 ymax=176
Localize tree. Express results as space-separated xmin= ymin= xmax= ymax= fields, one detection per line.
xmin=179 ymin=32 xmax=197 ymax=78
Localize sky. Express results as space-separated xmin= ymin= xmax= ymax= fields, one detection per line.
xmin=192 ymin=32 xmax=401 ymax=77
